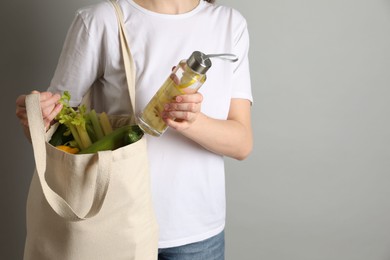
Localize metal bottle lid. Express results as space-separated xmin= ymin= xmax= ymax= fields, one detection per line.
xmin=186 ymin=51 xmax=212 ymax=75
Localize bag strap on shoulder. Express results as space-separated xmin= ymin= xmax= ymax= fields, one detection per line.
xmin=111 ymin=0 xmax=137 ymax=123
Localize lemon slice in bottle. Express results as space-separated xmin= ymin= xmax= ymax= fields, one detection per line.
xmin=177 ymin=73 xmax=199 ymax=89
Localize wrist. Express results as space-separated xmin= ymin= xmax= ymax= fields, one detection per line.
xmin=179 ymin=112 xmax=208 ymax=136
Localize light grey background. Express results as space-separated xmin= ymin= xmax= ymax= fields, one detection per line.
xmin=1 ymin=0 xmax=390 ymax=259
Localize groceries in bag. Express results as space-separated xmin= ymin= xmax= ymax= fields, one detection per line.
xmin=49 ymin=91 xmax=143 ymax=154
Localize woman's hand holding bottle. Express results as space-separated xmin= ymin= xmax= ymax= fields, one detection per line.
xmin=162 ymin=92 xmax=203 ymax=131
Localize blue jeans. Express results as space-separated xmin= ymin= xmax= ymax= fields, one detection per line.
xmin=158 ymin=230 xmax=225 ymax=260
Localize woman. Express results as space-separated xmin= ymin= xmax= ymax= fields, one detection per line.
xmin=16 ymin=0 xmax=253 ymax=258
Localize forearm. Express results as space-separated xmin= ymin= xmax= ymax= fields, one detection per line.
xmin=180 ymin=112 xmax=253 ymax=160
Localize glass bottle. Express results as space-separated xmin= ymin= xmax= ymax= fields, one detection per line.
xmin=137 ymin=51 xmax=238 ymax=137
xmin=137 ymin=51 xmax=211 ymax=136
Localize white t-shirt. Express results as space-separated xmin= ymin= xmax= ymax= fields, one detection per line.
xmin=48 ymin=0 xmax=252 ymax=248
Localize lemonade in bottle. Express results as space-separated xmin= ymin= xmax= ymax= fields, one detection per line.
xmin=137 ymin=51 xmax=238 ymax=136
xmin=137 ymin=51 xmax=210 ymax=136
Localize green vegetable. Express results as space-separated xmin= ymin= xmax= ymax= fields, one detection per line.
xmin=49 ymin=123 xmax=73 ymax=147
xmin=89 ymin=109 xmax=105 ymax=140
xmin=51 ymin=91 xmax=143 ymax=154
xmin=55 ymin=91 xmax=92 ymax=150
xmin=123 ymin=125 xmax=144 ymax=145
xmin=99 ymin=112 xmax=113 ymax=135
xmin=78 ymin=125 xmax=141 ymax=154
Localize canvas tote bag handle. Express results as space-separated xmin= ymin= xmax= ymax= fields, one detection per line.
xmin=111 ymin=0 xmax=137 ymax=119
xmin=24 ymin=1 xmax=137 ymax=221
xmin=26 ymin=93 xmax=113 ymax=221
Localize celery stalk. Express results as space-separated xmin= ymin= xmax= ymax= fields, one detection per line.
xmin=54 ymin=91 xmax=113 ymax=150
xmin=68 ymin=124 xmax=84 ymax=150
xmin=76 ymin=124 xmax=92 ymax=149
xmin=86 ymin=121 xmax=98 ymax=143
xmin=90 ymin=110 xmax=104 ymax=140
xmin=99 ymin=112 xmax=113 ymax=136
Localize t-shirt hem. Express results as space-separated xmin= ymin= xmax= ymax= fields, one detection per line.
xmin=158 ymin=223 xmax=225 ymax=249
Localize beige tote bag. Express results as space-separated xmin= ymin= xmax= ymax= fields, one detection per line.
xmin=23 ymin=1 xmax=158 ymax=259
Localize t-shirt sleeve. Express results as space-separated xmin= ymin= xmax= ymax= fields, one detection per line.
xmin=47 ymin=11 xmax=103 ymax=107
xmin=231 ymin=13 xmax=253 ymax=103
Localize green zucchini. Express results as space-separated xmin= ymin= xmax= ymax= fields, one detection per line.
xmin=123 ymin=125 xmax=144 ymax=145
xmin=78 ymin=125 xmax=143 ymax=154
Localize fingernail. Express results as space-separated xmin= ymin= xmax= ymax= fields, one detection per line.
xmin=164 ymin=104 xmax=169 ymax=111
xmin=175 ymin=96 xmax=182 ymax=102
